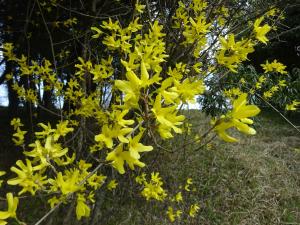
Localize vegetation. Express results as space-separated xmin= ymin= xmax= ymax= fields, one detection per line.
xmin=0 ymin=0 xmax=299 ymax=225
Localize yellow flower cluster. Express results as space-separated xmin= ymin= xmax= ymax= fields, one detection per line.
xmin=261 ymin=59 xmax=287 ymax=74
xmin=7 ymin=159 xmax=47 ymax=195
xmin=63 ymin=17 xmax=77 ymax=27
xmin=2 ymin=43 xmax=16 ymax=61
xmin=107 ymin=179 xmax=118 ymax=191
xmin=135 ymin=174 xmax=200 ymax=223
xmin=47 ymin=160 xmax=107 ymax=219
xmin=167 ymin=178 xmax=200 ymax=222
xmin=167 ymin=206 xmax=183 ymax=222
xmin=253 ymin=17 xmax=271 ymax=44
xmin=216 ymin=34 xmax=254 ymax=72
xmin=136 ymin=172 xmax=167 ymax=201
xmin=2 ymin=45 xmax=64 ymax=100
xmin=89 ymin=12 xmax=205 ymax=175
xmin=10 ymin=118 xmax=27 ymax=146
xmin=189 ymin=203 xmax=200 ymax=217
xmin=6 ymin=118 xmax=108 ymax=221
xmin=173 ymin=0 xmax=210 ymax=57
xmin=263 ymin=85 xmax=279 ymax=99
xmin=224 ymin=87 xmax=243 ymax=100
xmin=216 ymin=15 xmax=273 ymax=73
xmin=286 ymin=100 xmax=300 ymax=111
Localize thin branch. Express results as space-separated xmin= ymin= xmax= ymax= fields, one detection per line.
xmin=256 ymin=94 xmax=300 ymax=134
xmin=35 ymin=0 xmax=57 ymax=72
xmin=34 ymin=202 xmax=62 ymax=225
xmin=56 ymin=3 xmax=131 ymax=19
xmin=38 ymin=104 xmax=63 ymax=117
xmin=194 ymin=134 xmax=217 ymax=151
xmin=269 ymin=25 xmax=300 ymax=41
xmin=145 ymin=0 xmax=152 ymax=21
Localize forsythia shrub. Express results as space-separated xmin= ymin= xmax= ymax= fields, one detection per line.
xmin=0 ymin=0 xmax=297 ymax=224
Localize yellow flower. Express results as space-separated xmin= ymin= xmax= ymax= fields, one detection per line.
xmin=135 ymin=173 xmax=146 ymax=184
xmin=54 ymin=120 xmax=74 ymax=140
xmin=135 ymin=0 xmax=146 ymax=13
xmin=107 ymin=179 xmax=118 ymax=191
xmin=5 ymin=73 xmax=13 ymax=80
xmin=285 ymin=100 xmax=300 ymax=111
xmin=173 ymin=78 xmax=205 ymax=103
xmin=240 ymin=78 xmax=246 ymax=84
xmin=87 ymin=174 xmax=106 ymax=190
xmin=115 ymin=59 xmax=161 ymax=108
xmin=0 ymin=193 xmax=19 ymax=225
xmin=266 ymin=8 xmax=277 ymax=17
xmin=261 ymin=60 xmax=287 ymax=74
xmin=106 ymin=145 xmax=145 ymax=174
xmin=35 ymin=122 xmax=55 ymax=138
xmin=263 ymin=91 xmax=273 ymax=99
xmin=175 ymin=192 xmax=183 ymax=202
xmin=12 ymin=128 xmax=27 ymax=146
xmin=152 ymin=94 xmax=185 ymax=139
xmin=278 ymin=79 xmax=287 ymax=87
xmin=94 ymin=125 xmax=115 ymax=149
xmin=76 ymin=194 xmax=90 ymax=220
xmin=213 ymin=93 xmax=260 ymax=142
xmin=189 ymin=203 xmax=200 ymax=217
xmin=176 ymin=210 xmax=182 ymax=218
xmin=7 ymin=159 xmax=46 ymax=195
xmin=216 ymin=34 xmax=254 ymax=72
xmin=184 ymin=178 xmax=193 ymax=191
xmin=53 ymin=170 xmax=81 ymax=195
xmin=253 ymin=17 xmax=271 ymax=44
xmin=101 ymin=18 xmax=120 ymax=31
xmin=48 ymin=196 xmax=60 ymax=208
xmin=10 ymin=118 xmax=23 ymax=130
xmin=25 ymin=135 xmax=71 ymax=169
xmin=141 ymin=172 xmax=167 ymax=201
xmin=95 ymin=124 xmax=133 ymax=148
xmin=2 ymin=43 xmax=16 ymax=61
xmin=128 ymin=131 xmax=153 ymax=159
xmin=91 ymin=26 xmax=103 ymax=39
xmin=112 ymin=110 xmax=134 ymax=128
xmin=188 ymin=16 xmax=210 ymax=35
xmin=166 ymin=207 xmax=176 ymax=222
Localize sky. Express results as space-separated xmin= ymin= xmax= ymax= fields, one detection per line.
xmin=0 ymin=51 xmax=8 ymax=106
xmin=0 ymin=84 xmax=8 ymax=106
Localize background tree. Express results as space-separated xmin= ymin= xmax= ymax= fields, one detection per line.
xmin=199 ymin=0 xmax=300 ymax=115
